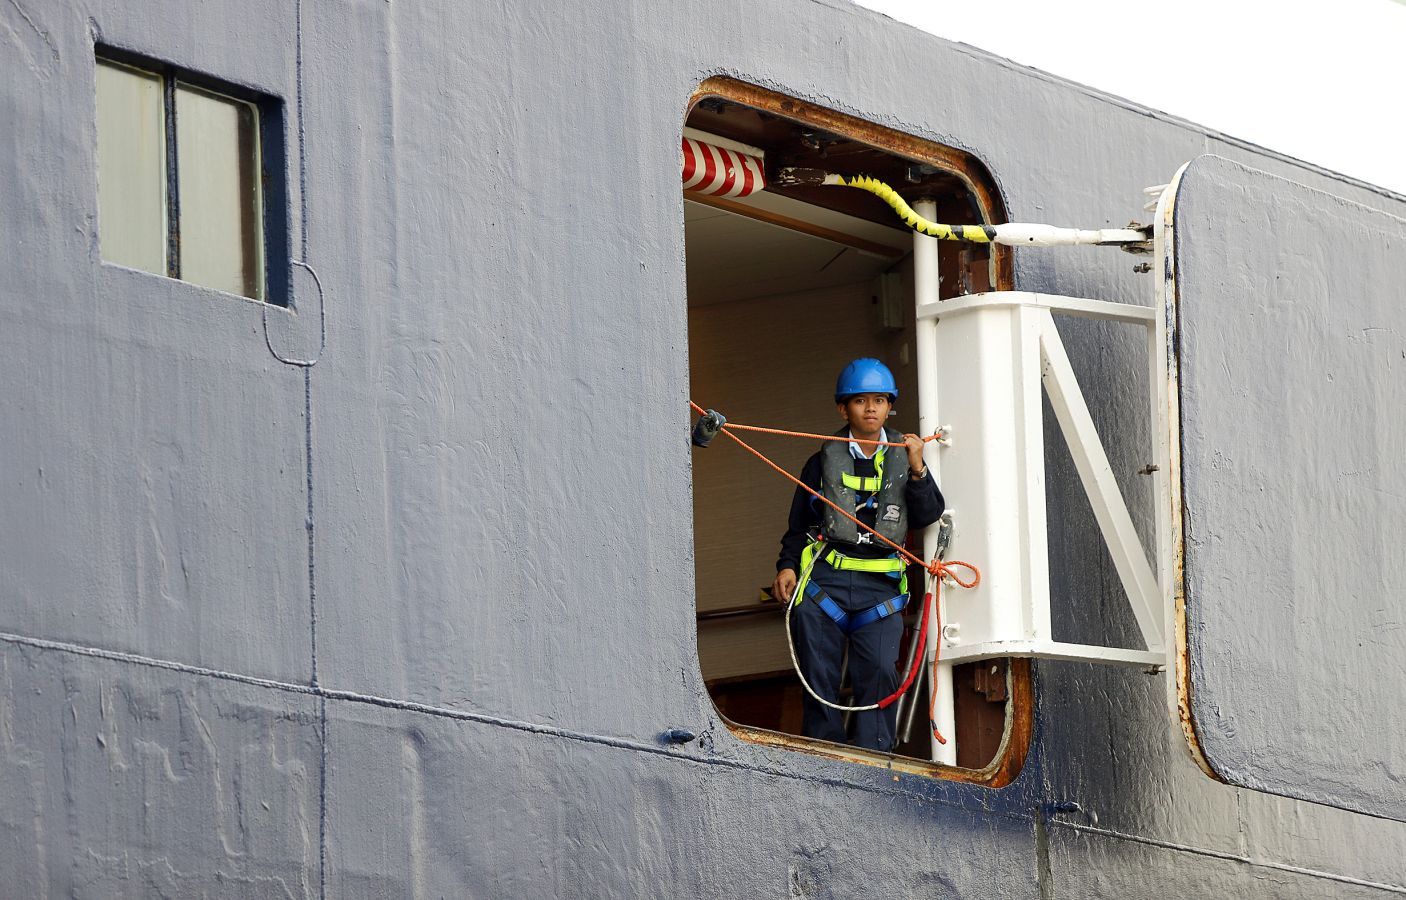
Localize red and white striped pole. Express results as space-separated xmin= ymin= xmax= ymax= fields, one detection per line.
xmin=681 ymin=135 xmax=766 ymax=199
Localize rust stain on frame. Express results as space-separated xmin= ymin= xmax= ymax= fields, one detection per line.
xmin=1157 ymin=162 xmax=1224 ymax=785
xmin=726 ymin=659 xmax=1033 ymax=787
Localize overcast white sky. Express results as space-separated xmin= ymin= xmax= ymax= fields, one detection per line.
xmin=855 ymin=0 xmax=1406 ymax=196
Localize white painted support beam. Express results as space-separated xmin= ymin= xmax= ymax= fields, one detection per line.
xmin=914 ymin=198 xmax=956 ymax=767
xmin=942 ymin=639 xmax=1165 ymax=668
xmin=919 ymin=291 xmax=1156 ymax=326
xmin=1015 ymin=306 xmax=1053 ymax=643
xmin=1147 ymin=312 xmax=1174 ymax=607
xmin=1037 ymin=314 xmax=1165 ymax=651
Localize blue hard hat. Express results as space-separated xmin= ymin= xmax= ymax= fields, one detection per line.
xmin=834 ymin=358 xmax=898 ymax=403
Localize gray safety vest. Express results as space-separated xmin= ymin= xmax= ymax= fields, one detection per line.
xmin=820 ymin=428 xmax=909 ymax=546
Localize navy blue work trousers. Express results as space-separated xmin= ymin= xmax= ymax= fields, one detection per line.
xmin=793 ymin=559 xmax=905 ymax=752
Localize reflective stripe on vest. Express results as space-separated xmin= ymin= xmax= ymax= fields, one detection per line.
xmin=841 ymin=472 xmax=882 ymax=492
xmin=824 ymin=549 xmax=906 ymax=575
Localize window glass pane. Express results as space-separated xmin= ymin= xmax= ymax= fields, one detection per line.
xmin=96 ymin=61 xmax=167 ymax=274
xmin=175 ymin=85 xmax=263 ymax=299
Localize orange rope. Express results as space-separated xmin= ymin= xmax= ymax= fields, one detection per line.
xmin=689 ymin=400 xmax=980 ymax=745
xmin=720 ymin=420 xmax=944 ymax=448
xmin=926 ymin=563 xmax=979 ymax=746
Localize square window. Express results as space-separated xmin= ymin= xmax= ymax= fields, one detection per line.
xmin=95 ymin=52 xmax=283 ymax=304
xmin=96 ymin=61 xmax=167 ymax=274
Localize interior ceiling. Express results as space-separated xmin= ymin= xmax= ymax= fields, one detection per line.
xmin=685 ymin=197 xmax=900 ymax=306
xmin=684 ymin=98 xmax=989 ymax=307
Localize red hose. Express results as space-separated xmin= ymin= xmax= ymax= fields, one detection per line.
xmin=877 ymin=590 xmax=930 ymax=710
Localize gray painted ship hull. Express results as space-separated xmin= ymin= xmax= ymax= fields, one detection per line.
xmin=3 ymin=0 xmax=1404 ymax=895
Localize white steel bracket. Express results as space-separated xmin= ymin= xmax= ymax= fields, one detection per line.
xmin=920 ymin=291 xmax=1171 ymax=668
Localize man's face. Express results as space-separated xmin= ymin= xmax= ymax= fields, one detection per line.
xmin=838 ymin=393 xmax=891 ymax=435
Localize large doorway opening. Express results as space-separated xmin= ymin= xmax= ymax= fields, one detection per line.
xmin=686 ymin=80 xmax=1030 ymax=780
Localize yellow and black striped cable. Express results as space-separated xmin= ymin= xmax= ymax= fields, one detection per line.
xmin=835 ymin=174 xmax=997 ymax=243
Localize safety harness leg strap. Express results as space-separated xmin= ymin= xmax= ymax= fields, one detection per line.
xmin=803 ymin=580 xmax=909 ymax=635
xmin=844 ymin=593 xmax=910 ymax=632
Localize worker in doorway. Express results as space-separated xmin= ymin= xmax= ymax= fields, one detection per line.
xmin=771 ymin=358 xmax=945 ymax=752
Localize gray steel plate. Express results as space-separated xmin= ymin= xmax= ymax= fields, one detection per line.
xmin=1170 ymin=155 xmax=1406 ymax=820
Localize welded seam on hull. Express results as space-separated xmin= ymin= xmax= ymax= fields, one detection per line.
xmin=306 ymin=364 xmax=326 ymax=900
xmin=1050 ymin=820 xmax=1406 ymax=894
xmin=292 ymin=4 xmax=325 ymax=897
xmin=295 ymin=0 xmax=308 ymax=263
xmin=306 ymin=370 xmax=318 ymax=688
xmin=318 ymin=693 xmax=328 ymax=900
xmin=5 ymin=0 xmax=59 ymax=61
xmin=1 ymin=631 xmax=322 ymax=694
xmin=0 ymin=628 xmax=1016 ymax=817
